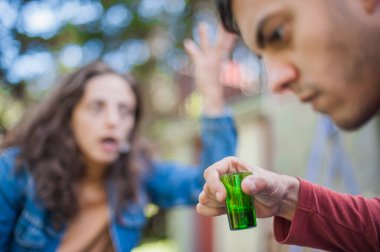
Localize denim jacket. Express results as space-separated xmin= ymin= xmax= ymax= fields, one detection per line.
xmin=0 ymin=114 xmax=236 ymax=252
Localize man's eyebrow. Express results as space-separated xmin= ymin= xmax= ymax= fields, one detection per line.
xmin=256 ymin=15 xmax=267 ymax=49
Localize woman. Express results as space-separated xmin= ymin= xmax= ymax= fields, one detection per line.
xmin=0 ymin=25 xmax=237 ymax=251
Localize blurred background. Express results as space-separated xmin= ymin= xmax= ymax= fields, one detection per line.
xmin=0 ymin=0 xmax=379 ymax=251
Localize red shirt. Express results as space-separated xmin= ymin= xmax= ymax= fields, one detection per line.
xmin=274 ymin=179 xmax=380 ymax=251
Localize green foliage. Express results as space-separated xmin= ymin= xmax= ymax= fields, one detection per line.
xmin=0 ymin=0 xmax=217 ymax=133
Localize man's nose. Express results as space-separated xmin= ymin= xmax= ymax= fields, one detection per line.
xmin=265 ymin=58 xmax=299 ymax=94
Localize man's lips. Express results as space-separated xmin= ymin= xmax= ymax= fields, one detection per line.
xmin=299 ymin=93 xmax=326 ymax=113
xmin=299 ymin=93 xmax=317 ymax=103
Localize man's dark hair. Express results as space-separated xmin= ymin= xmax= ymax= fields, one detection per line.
xmin=215 ymin=0 xmax=240 ymax=34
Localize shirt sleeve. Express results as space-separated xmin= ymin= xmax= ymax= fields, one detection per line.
xmin=146 ymin=112 xmax=237 ymax=208
xmin=274 ymin=179 xmax=380 ymax=251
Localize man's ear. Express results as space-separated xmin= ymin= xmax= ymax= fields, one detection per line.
xmin=361 ymin=0 xmax=378 ymax=13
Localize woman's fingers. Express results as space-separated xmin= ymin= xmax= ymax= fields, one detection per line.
xmin=198 ymin=22 xmax=210 ymax=50
xmin=183 ymin=39 xmax=200 ymax=58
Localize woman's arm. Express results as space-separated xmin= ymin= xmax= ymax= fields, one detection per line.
xmin=146 ymin=24 xmax=237 ymax=207
xmin=146 ymin=113 xmax=236 ymax=207
xmin=0 ymin=148 xmax=26 ymax=249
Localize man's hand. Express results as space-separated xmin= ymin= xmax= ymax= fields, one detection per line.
xmin=197 ymin=156 xmax=300 ymax=221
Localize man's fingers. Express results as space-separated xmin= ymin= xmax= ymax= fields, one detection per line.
xmin=202 ymin=183 xmax=226 ymax=203
xmin=199 ymin=188 xmax=225 ymax=208
xmin=241 ymin=175 xmax=258 ymax=195
xmin=196 ymin=203 xmax=226 ymax=217
xmin=241 ymin=168 xmax=275 ymax=196
xmin=203 ymin=164 xmax=227 ymax=201
xmin=203 ymin=183 xmax=219 ymax=201
xmin=203 ymin=156 xmax=251 ymax=201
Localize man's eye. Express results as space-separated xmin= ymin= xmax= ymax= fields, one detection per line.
xmin=259 ymin=20 xmax=291 ymax=49
xmin=267 ymin=26 xmax=284 ymax=45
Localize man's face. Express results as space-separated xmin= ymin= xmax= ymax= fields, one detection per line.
xmin=231 ymin=0 xmax=380 ymax=130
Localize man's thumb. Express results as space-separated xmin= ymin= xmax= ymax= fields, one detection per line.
xmin=241 ymin=176 xmax=256 ymax=195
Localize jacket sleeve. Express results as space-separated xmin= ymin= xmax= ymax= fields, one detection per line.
xmin=0 ymin=149 xmax=26 ymax=249
xmin=146 ymin=113 xmax=237 ymax=208
xmin=274 ymin=179 xmax=380 ymax=251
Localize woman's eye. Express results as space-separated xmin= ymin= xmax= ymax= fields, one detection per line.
xmin=89 ymin=102 xmax=102 ymax=113
xmin=119 ymin=105 xmax=132 ymax=118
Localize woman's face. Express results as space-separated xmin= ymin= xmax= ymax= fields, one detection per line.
xmin=71 ymin=73 xmax=137 ymax=167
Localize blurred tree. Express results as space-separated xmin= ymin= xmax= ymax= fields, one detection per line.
xmin=0 ymin=0 xmax=264 ymax=137
xmin=0 ymin=0 xmax=213 ymax=133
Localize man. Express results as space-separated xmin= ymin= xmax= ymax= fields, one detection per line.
xmin=197 ymin=0 xmax=380 ymax=251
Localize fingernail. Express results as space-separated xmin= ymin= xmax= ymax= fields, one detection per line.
xmin=245 ymin=179 xmax=256 ymax=193
xmin=241 ymin=177 xmax=253 ymax=192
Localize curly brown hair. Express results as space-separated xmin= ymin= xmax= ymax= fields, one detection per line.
xmin=1 ymin=61 xmax=145 ymax=227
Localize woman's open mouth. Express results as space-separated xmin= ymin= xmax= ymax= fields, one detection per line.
xmin=100 ymin=137 xmax=119 ymax=153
